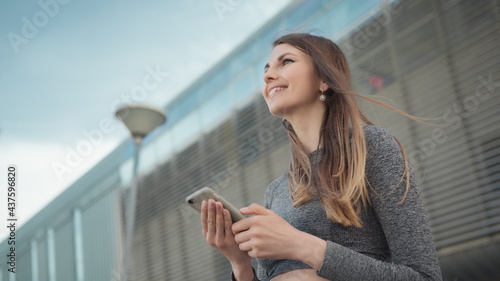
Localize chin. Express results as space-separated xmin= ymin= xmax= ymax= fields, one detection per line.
xmin=265 ymin=101 xmax=281 ymax=115
xmin=267 ymin=105 xmax=288 ymax=118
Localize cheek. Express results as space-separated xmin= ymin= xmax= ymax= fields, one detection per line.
xmin=286 ymin=68 xmax=315 ymax=90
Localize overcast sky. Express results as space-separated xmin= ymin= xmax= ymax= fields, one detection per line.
xmin=0 ymin=0 xmax=292 ymax=237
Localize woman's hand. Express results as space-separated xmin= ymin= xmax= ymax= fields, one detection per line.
xmin=232 ymin=204 xmax=303 ymax=260
xmin=232 ymin=204 xmax=327 ymax=270
xmin=201 ymin=199 xmax=251 ymax=266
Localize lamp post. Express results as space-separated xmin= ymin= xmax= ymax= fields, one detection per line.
xmin=115 ymin=104 xmax=166 ymax=281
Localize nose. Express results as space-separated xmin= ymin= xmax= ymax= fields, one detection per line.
xmin=263 ymin=67 xmax=278 ymax=84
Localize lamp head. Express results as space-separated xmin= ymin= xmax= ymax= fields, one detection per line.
xmin=115 ymin=104 xmax=167 ymax=145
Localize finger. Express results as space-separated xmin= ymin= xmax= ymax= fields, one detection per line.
xmin=232 ymin=216 xmax=253 ymax=234
xmin=206 ymin=199 xmax=216 ymax=242
xmin=233 ymin=228 xmax=250 ymax=244
xmin=215 ymin=201 xmax=225 ymax=245
xmin=223 ymin=209 xmax=233 ymax=238
xmin=240 ymin=203 xmax=273 ymax=215
xmin=200 ymin=200 xmax=208 ymax=236
xmin=238 ymin=240 xmax=253 ymax=253
xmin=239 ymin=206 xmax=256 ymax=215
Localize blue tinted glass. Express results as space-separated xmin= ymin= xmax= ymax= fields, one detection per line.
xmin=326 ymin=0 xmax=381 ymax=36
xmin=139 ymin=141 xmax=157 ymax=174
xmin=165 ymin=105 xmax=183 ymax=128
xmin=200 ymin=88 xmax=231 ymax=132
xmin=307 ymin=13 xmax=326 ymax=32
xmin=286 ymin=0 xmax=322 ymax=29
xmin=228 ymin=57 xmax=247 ymax=79
xmin=254 ymin=56 xmax=267 ymax=91
xmin=172 ymin=110 xmax=201 ymax=151
xmin=239 ymin=40 xmax=261 ymax=67
xmin=231 ymin=68 xmax=256 ymax=106
xmin=155 ymin=130 xmax=175 ymax=163
xmin=166 ymin=87 xmax=200 ymax=126
xmin=119 ymin=158 xmax=133 ymax=186
xmin=260 ymin=21 xmax=282 ymax=48
xmin=198 ymin=67 xmax=227 ymax=102
xmin=179 ymin=88 xmax=200 ymax=112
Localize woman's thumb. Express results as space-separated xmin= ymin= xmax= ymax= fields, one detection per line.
xmin=240 ymin=203 xmax=272 ymax=215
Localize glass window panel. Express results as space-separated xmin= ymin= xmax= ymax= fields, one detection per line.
xmin=247 ymin=40 xmax=262 ymax=65
xmin=200 ymin=88 xmax=231 ymax=133
xmin=167 ymin=89 xmax=200 ymax=126
xmin=248 ymin=67 xmax=260 ymax=94
xmin=239 ymin=44 xmax=255 ymax=66
xmin=306 ymin=13 xmax=326 ymax=32
xmin=172 ymin=110 xmax=202 ymax=152
xmin=231 ymin=68 xmax=256 ymax=107
xmin=260 ymin=20 xmax=282 ymax=48
xmin=286 ymin=0 xmax=322 ymax=29
xmin=254 ymin=55 xmax=268 ymax=92
xmin=326 ymin=0 xmax=381 ymax=38
xmin=196 ymin=85 xmax=211 ymax=103
xmin=119 ymin=157 xmax=134 ymax=186
xmin=177 ymin=89 xmax=199 ymax=114
xmin=139 ymin=141 xmax=157 ymax=174
xmin=227 ymin=58 xmax=247 ymax=79
xmin=198 ymin=70 xmax=225 ymax=102
xmin=155 ymin=130 xmax=175 ymax=163
xmin=165 ymin=104 xmax=183 ymax=128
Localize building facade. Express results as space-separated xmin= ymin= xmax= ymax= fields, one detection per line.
xmin=2 ymin=0 xmax=499 ymax=280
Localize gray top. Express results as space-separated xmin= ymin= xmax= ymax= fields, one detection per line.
xmin=251 ymin=125 xmax=442 ymax=281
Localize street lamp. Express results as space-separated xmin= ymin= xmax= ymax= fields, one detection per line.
xmin=115 ymin=104 xmax=166 ymax=281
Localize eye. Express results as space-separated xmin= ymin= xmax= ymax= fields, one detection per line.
xmin=282 ymin=58 xmax=294 ymax=66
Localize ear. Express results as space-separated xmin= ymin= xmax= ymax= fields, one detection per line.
xmin=320 ymin=81 xmax=329 ymax=93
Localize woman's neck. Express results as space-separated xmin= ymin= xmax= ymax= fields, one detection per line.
xmin=294 ymin=123 xmax=321 ymax=154
xmin=285 ymin=106 xmax=325 ymax=154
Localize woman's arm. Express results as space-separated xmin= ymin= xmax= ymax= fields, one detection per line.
xmin=200 ymin=199 xmax=257 ymax=281
xmin=313 ymin=126 xmax=442 ymax=280
xmin=230 ymin=261 xmax=257 ymax=281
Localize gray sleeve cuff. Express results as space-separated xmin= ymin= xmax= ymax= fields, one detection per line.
xmin=231 ymin=267 xmax=259 ymax=281
xmin=317 ymin=240 xmax=338 ymax=278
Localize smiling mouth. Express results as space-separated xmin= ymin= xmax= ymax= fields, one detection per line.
xmin=269 ymin=86 xmax=287 ymax=98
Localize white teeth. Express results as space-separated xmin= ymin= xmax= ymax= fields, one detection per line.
xmin=269 ymin=87 xmax=287 ymax=97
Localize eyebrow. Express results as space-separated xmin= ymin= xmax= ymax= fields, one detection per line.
xmin=264 ymin=52 xmax=296 ymax=71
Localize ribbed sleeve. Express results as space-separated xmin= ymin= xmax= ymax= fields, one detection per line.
xmin=316 ymin=126 xmax=442 ymax=280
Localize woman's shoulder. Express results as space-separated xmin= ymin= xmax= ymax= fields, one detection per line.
xmin=264 ymin=173 xmax=288 ymax=208
xmin=363 ymin=125 xmax=400 ymax=153
xmin=267 ymin=173 xmax=288 ymax=192
xmin=363 ymin=125 xmax=408 ymax=184
xmin=362 ymin=125 xmax=407 ymax=174
xmin=363 ymin=125 xmax=393 ymax=142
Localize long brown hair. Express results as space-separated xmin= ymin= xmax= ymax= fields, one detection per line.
xmin=275 ymin=33 xmax=412 ymax=227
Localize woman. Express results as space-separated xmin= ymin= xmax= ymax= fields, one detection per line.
xmin=200 ymin=33 xmax=442 ymax=281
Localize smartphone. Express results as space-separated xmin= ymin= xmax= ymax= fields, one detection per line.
xmin=186 ymin=187 xmax=247 ymax=222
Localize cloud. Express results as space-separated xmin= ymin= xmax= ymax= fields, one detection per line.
xmin=0 ymin=136 xmax=120 ymax=237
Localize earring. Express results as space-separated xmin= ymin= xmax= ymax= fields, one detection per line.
xmin=319 ymin=92 xmax=326 ymax=101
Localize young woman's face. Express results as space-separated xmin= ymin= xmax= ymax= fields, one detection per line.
xmin=262 ymin=43 xmax=323 ymax=118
